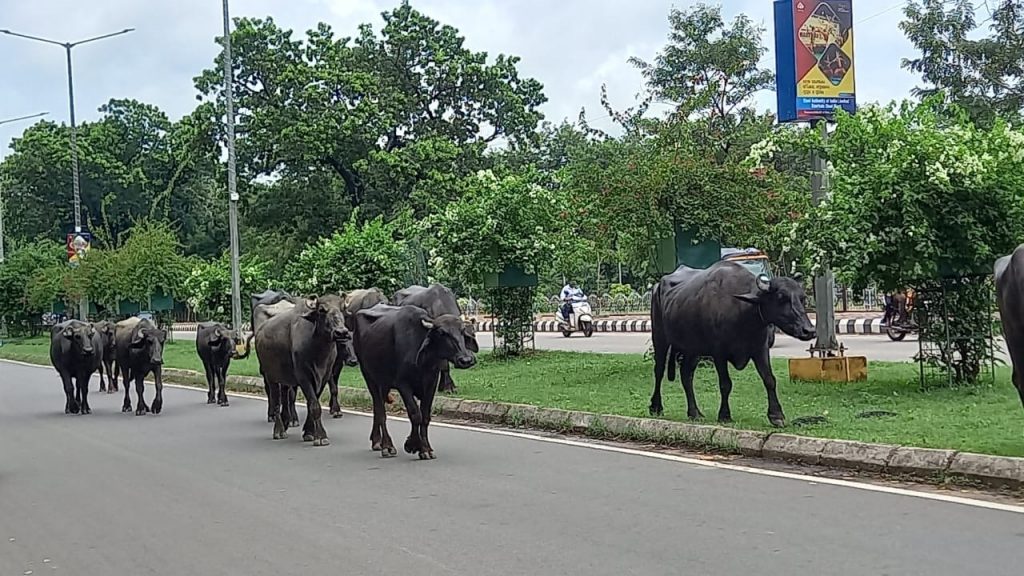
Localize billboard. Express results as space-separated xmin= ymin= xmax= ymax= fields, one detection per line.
xmin=774 ymin=0 xmax=857 ymax=123
xmin=66 ymin=231 xmax=91 ymax=267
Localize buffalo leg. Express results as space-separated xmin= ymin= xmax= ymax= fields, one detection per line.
xmin=753 ymin=349 xmax=785 ymax=427
xmin=120 ymin=364 xmax=133 ymax=413
xmin=151 ymin=367 xmax=164 ymax=414
xmin=217 ymin=363 xmax=230 ymax=406
xmin=286 ymin=386 xmax=300 ymax=428
xmin=712 ymin=358 xmax=733 ymax=423
xmin=134 ymin=372 xmax=150 ymax=416
xmin=60 ymin=372 xmax=79 ymax=415
xmin=98 ymin=365 xmax=106 ymax=393
xmin=264 ymin=380 xmax=275 ymax=422
xmin=397 ymin=385 xmax=424 ymax=457
xmin=328 ymin=356 xmax=344 ymax=418
xmin=297 ymin=374 xmax=328 ymax=446
xmin=77 ymin=371 xmax=92 ymax=415
xmin=418 ymin=372 xmax=440 ymax=459
xmin=107 ymin=360 xmax=118 ymax=392
xmin=204 ymin=363 xmax=216 ymax=404
xmin=437 ymin=365 xmax=456 ymax=394
xmin=679 ymin=355 xmax=703 ymax=421
xmin=272 ymin=384 xmax=289 ymax=440
xmin=1014 ymin=368 xmax=1024 ymax=408
xmin=649 ymin=329 xmax=670 ymax=416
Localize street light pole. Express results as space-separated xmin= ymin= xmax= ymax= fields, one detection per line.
xmin=0 ymin=112 xmax=49 ymax=264
xmin=222 ymin=0 xmax=243 ymax=334
xmin=1 ymin=27 xmax=134 ymax=320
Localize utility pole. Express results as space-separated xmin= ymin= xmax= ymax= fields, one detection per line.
xmin=1 ymin=28 xmax=134 ymax=321
xmin=810 ymin=119 xmax=838 ymax=354
xmin=222 ymin=0 xmax=243 ymax=333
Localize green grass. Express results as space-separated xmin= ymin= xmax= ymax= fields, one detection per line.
xmin=5 ymin=337 xmax=1023 ymax=457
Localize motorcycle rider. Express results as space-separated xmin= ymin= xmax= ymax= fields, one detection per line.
xmin=560 ymin=281 xmax=585 ymax=323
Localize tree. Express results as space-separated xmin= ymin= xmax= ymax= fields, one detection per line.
xmin=789 ymin=98 xmax=1024 ymax=382
xmin=284 ymin=210 xmax=412 ymax=296
xmin=901 ymin=0 xmax=1024 ymax=126
xmin=194 ymin=2 xmax=546 ymax=219
xmin=0 ymin=240 xmax=65 ymax=334
xmin=629 ymin=3 xmax=776 ymax=163
xmin=0 ymin=100 xmax=224 ymax=254
xmin=182 ymin=252 xmax=272 ymax=323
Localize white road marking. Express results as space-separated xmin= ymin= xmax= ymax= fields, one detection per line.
xmin=5 ymin=358 xmax=1023 ymax=515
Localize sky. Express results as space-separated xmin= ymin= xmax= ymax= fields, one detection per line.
xmin=0 ymin=0 xmax=922 ymax=154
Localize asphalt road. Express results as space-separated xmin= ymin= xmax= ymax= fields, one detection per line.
xmin=3 ymin=360 xmax=1023 ymax=575
xmin=175 ymin=330 xmax=990 ymax=362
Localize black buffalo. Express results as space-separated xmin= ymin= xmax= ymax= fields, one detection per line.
xmin=650 ymin=261 xmax=816 ymax=427
xmin=393 ymin=284 xmax=479 ymax=393
xmin=91 ymin=320 xmax=118 ymax=393
xmin=246 ymin=290 xmax=362 ymax=425
xmin=49 ymin=320 xmax=101 ymax=414
xmin=995 ymin=245 xmax=1024 ymax=408
xmin=353 ymin=304 xmax=476 ymax=459
xmin=196 ymin=321 xmax=239 ymax=406
xmin=253 ymin=296 xmax=350 ymax=445
xmin=115 ymin=317 xmax=168 ymax=416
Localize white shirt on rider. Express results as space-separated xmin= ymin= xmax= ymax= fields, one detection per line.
xmin=561 ymin=284 xmax=584 ymax=302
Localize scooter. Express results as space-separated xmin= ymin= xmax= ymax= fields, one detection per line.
xmin=557 ymin=297 xmax=594 ymax=338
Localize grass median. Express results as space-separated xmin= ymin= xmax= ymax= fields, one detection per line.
xmin=3 ymin=336 xmax=1022 ymax=457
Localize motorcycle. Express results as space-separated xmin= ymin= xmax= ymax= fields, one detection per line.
xmin=885 ymin=291 xmax=917 ymax=341
xmin=557 ymin=296 xmax=594 ymax=338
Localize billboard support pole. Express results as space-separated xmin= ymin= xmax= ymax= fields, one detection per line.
xmin=810 ymin=119 xmax=838 ymax=354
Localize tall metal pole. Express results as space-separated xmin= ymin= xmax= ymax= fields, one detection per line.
xmin=65 ymin=46 xmax=81 ymax=234
xmin=811 ymin=119 xmax=838 ymax=354
xmin=223 ymin=0 xmax=243 ymax=333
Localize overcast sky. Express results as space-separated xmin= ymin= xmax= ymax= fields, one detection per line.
xmin=1 ymin=0 xmax=920 ymax=153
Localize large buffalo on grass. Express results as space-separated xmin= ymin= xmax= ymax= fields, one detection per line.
xmin=650 ymin=261 xmax=815 ymax=427
xmin=253 ymin=296 xmax=350 ymax=445
xmin=353 ymin=304 xmax=476 ymax=460
xmin=393 ymin=284 xmax=479 ymax=393
xmin=995 ymin=245 xmax=1024 ymax=408
xmin=49 ymin=320 xmax=101 ymax=414
xmin=115 ymin=317 xmax=167 ymax=416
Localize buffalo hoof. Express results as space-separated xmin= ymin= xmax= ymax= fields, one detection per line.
xmin=371 ymin=442 xmax=382 ymax=451
xmin=218 ymin=400 xmax=229 ymax=407
xmin=381 ymin=447 xmax=397 ymax=458
xmin=122 ymin=404 xmax=132 ymax=413
xmin=687 ymin=410 xmax=705 ymax=421
xmin=648 ymin=405 xmax=663 ymax=417
xmin=152 ymin=402 xmax=162 ymax=415
xmin=303 ymin=434 xmax=314 ymax=442
xmin=330 ymin=410 xmax=343 ymax=419
xmin=289 ymin=419 xmax=300 ymax=428
xmin=313 ymin=438 xmax=330 ymax=447
xmin=81 ymin=406 xmax=91 ymax=415
xmin=418 ymin=452 xmax=429 ymax=460
xmin=69 ymin=404 xmax=80 ymax=415
xmin=404 ymin=437 xmax=420 ymax=454
xmin=718 ymin=415 xmax=733 ymax=424
xmin=273 ymin=431 xmax=288 ymax=440
xmin=207 ymin=397 xmax=216 ymax=405
xmin=64 ymin=407 xmax=71 ymax=415
xmin=267 ymin=415 xmax=275 ymax=423
xmin=99 ymin=385 xmax=106 ymax=393
xmin=135 ymin=409 xmax=146 ymax=416
xmin=769 ymin=416 xmax=786 ymax=428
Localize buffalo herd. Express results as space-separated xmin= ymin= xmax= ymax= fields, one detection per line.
xmin=44 ymin=248 xmax=1024 ymax=459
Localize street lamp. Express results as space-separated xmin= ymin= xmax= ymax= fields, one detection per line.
xmin=1 ymin=27 xmax=135 ymax=320
xmin=0 ymin=111 xmax=49 ymax=264
xmin=222 ymin=0 xmax=243 ymax=334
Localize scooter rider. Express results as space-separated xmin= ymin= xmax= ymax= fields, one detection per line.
xmin=560 ymin=281 xmax=585 ymax=323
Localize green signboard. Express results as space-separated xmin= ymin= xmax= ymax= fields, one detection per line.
xmin=654 ymin=223 xmax=722 ymax=274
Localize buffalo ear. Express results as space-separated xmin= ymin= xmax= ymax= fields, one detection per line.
xmin=733 ymin=292 xmax=761 ymax=306
xmin=756 ymin=274 xmax=771 ymax=292
xmin=304 ymin=296 xmax=318 ymax=310
xmin=131 ymin=330 xmax=145 ymax=345
xmin=792 ymin=272 xmax=804 ymax=282
xmin=62 ymin=326 xmax=74 ymax=339
xmin=421 ymin=318 xmax=434 ymax=330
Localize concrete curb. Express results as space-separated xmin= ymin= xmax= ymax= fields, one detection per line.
xmin=154 ymin=367 xmax=1024 ymax=488
xmin=171 ymin=317 xmax=888 ymax=336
